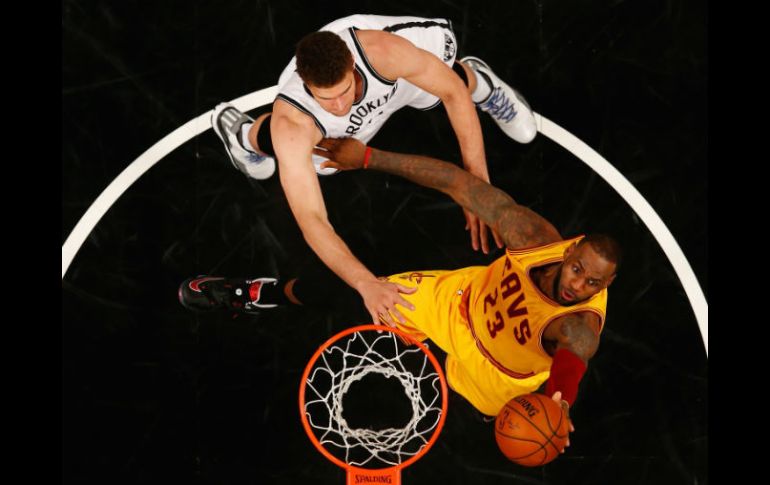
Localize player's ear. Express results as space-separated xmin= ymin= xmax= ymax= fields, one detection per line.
xmin=605 ymin=273 xmax=616 ymax=288
xmin=563 ymin=242 xmax=577 ymax=259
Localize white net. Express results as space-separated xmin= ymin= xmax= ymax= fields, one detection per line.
xmin=303 ymin=329 xmax=445 ymax=468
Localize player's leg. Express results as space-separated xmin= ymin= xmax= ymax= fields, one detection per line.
xmin=210 ymin=103 xmax=276 ymax=180
xmin=456 ymin=56 xmax=537 ymax=144
xmin=178 ymin=266 xmax=357 ymax=313
xmin=395 ymin=18 xmax=536 ymax=144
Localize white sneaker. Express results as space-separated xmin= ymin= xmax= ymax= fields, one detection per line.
xmin=461 ymin=56 xmax=537 ymax=144
xmin=211 ymin=102 xmax=276 ymax=180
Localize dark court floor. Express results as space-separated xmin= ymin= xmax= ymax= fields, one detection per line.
xmin=62 ymin=1 xmax=707 ymax=484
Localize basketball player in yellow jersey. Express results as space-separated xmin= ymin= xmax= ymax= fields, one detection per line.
xmin=309 ymin=138 xmax=620 ymax=421
xmin=179 ymin=139 xmax=620 ymax=441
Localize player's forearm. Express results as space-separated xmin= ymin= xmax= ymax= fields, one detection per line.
xmin=442 ymin=93 xmax=489 ymax=181
xmin=297 ymin=213 xmax=377 ymax=292
xmin=367 ymin=147 xmax=559 ymax=248
xmin=367 ymin=147 xmax=508 ymax=227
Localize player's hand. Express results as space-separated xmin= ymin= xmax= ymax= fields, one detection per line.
xmin=356 ymin=278 xmax=417 ymax=328
xmin=464 ymin=209 xmax=504 ymax=254
xmin=550 ymin=391 xmax=575 ymax=452
xmin=314 ymin=137 xmax=368 ymax=171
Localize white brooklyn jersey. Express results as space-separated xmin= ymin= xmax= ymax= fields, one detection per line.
xmin=276 ymin=15 xmax=457 ymax=144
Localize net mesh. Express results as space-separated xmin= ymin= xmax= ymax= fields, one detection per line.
xmin=303 ymin=329 xmax=444 ymax=468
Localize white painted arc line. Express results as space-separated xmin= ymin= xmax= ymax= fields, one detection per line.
xmin=61 ymin=85 xmax=706 ymax=357
xmin=535 ymin=114 xmax=707 ymax=355
xmin=61 ymin=87 xmax=278 ymax=279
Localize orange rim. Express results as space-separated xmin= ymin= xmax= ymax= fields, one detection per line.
xmin=298 ymin=324 xmax=449 ymax=472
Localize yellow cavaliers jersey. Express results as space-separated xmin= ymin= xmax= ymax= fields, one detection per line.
xmin=464 ymin=236 xmax=608 ymax=379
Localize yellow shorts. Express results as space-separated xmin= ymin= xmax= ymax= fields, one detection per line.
xmin=387 ymin=268 xmax=550 ymax=416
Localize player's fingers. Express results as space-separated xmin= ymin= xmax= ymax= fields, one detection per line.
xmin=469 ymin=217 xmax=479 ymax=251
xmin=311 ymin=146 xmax=328 ymax=156
xmin=395 ymin=283 xmax=418 ymax=296
xmin=391 ymin=307 xmax=407 ymax=325
xmin=394 ymin=293 xmax=416 ymax=312
xmin=380 ymin=311 xmax=397 ymax=328
xmin=316 ymin=138 xmax=338 ymax=150
xmin=319 ymin=160 xmax=341 ymax=170
xmin=370 ymin=310 xmax=387 ymax=333
xmin=479 ymin=221 xmax=490 ymax=254
xmin=493 ymin=228 xmax=505 ymax=249
xmin=368 ymin=308 xmax=380 ymax=325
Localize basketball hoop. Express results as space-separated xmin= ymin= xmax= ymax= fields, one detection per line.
xmin=299 ymin=324 xmax=448 ymax=484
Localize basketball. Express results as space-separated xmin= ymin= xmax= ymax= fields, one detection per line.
xmin=494 ymin=393 xmax=569 ymax=467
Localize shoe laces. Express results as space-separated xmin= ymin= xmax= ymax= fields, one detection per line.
xmin=244 ymin=151 xmax=267 ymax=164
xmin=229 ymin=131 xmax=266 ymax=164
xmin=481 ymin=87 xmax=518 ymax=122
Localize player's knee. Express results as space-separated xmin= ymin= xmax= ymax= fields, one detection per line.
xmin=452 ymin=61 xmax=471 ymax=89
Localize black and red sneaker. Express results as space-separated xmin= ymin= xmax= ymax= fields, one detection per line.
xmin=178 ymin=276 xmax=278 ymax=313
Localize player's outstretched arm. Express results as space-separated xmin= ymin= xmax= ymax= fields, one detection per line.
xmin=316 ymin=138 xmax=561 ymax=250
xmin=543 ymin=312 xmax=600 ymax=447
xmin=359 ymin=29 xmax=501 ymax=254
xmin=272 ymin=105 xmax=416 ymax=327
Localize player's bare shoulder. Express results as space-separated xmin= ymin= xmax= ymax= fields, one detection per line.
xmin=355 ymin=29 xmax=421 ymax=79
xmin=543 ymin=312 xmax=601 ymax=360
xmin=272 ymin=98 xmax=323 ymax=144
xmin=354 ymin=29 xmax=400 ymax=56
xmin=273 ymin=97 xmax=317 ymax=128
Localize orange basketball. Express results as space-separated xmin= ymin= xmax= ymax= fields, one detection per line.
xmin=494 ymin=393 xmax=569 ymax=467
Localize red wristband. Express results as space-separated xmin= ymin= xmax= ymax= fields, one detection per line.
xmin=363 ymin=146 xmax=372 ymax=169
xmin=545 ymin=348 xmax=587 ymax=407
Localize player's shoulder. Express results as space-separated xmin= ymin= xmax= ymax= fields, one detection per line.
xmin=270 ymin=100 xmax=323 ymax=147
xmin=547 ymin=312 xmax=601 ymax=360
xmin=356 ymin=29 xmax=414 ymax=58
xmin=553 ymin=311 xmax=601 ymax=336
xmin=273 ymin=99 xmax=318 ymax=129
xmin=355 ymin=28 xmax=398 ymax=44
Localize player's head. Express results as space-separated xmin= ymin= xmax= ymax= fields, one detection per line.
xmin=555 ymin=234 xmax=621 ymax=305
xmin=296 ymin=31 xmax=356 ymax=116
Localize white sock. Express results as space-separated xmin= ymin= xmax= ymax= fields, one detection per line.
xmin=240 ymin=123 xmax=255 ymax=152
xmin=469 ymin=68 xmax=493 ymax=104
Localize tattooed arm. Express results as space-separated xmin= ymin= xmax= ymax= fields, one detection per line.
xmin=542 ymin=311 xmax=600 ymax=411
xmin=542 ymin=313 xmax=601 ymax=362
xmin=316 ymin=139 xmax=562 ymax=249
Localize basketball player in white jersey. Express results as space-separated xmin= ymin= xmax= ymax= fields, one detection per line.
xmin=211 ymin=15 xmax=537 ymax=327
